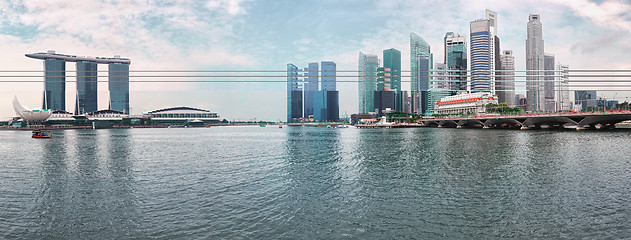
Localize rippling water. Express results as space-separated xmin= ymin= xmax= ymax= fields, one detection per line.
xmin=1 ymin=127 xmax=630 ymax=238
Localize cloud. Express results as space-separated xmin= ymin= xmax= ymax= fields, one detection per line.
xmin=552 ymin=0 xmax=631 ymax=32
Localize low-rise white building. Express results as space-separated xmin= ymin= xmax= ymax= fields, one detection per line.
xmin=434 ymin=92 xmax=498 ymax=116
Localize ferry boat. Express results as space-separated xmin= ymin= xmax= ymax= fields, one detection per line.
xmin=32 ymin=130 xmax=52 ymax=138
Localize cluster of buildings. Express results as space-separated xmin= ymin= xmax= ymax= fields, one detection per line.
xmin=286 ymin=61 xmax=340 ymax=123
xmin=12 ymin=51 xmax=220 ymax=127
xmin=355 ymin=10 xmax=575 ymax=117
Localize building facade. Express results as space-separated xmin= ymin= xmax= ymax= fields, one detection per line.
xmin=410 ymin=33 xmax=433 ymax=114
xmin=575 ymin=90 xmax=597 ymax=109
xmin=499 ymin=50 xmax=516 ymax=106
xmin=75 ymin=61 xmax=98 ymax=115
xmin=358 ymin=52 xmax=379 ymax=114
xmin=447 ymin=43 xmax=467 ymax=94
xmin=526 ymin=14 xmax=545 ymax=112
xmin=43 ymin=58 xmax=66 ymax=111
xmin=434 ymin=92 xmax=498 ymax=116
xmin=109 ymin=62 xmax=130 ymax=114
xmin=544 ymin=53 xmax=556 ymax=111
xmin=383 ymin=48 xmax=402 ymax=112
xmin=303 ymin=62 xmax=319 ymax=118
xmin=470 ymin=19 xmax=492 ymax=93
xmin=286 ymin=63 xmax=303 ymax=122
xmin=556 ymin=64 xmax=571 ymax=111
xmin=444 ymin=32 xmax=466 ymax=65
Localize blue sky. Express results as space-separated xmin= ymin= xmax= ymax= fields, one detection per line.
xmin=1 ymin=0 xmax=630 ymax=120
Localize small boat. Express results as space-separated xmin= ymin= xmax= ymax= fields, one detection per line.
xmin=32 ymin=130 xmax=52 ymax=138
xmin=278 ymin=124 xmax=282 ymax=128
xmin=260 ymin=124 xmax=266 ymax=127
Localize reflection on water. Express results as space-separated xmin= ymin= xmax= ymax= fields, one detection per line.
xmin=0 ymin=127 xmax=630 ymax=238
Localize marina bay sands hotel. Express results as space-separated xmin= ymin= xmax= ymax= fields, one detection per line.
xmin=25 ymin=50 xmax=131 ymax=115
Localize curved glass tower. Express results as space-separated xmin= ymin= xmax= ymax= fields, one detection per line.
xmin=358 ymin=52 xmax=379 ymax=113
xmin=43 ymin=58 xmax=66 ymax=111
xmin=109 ymin=63 xmax=130 ymax=114
xmin=75 ymin=61 xmax=98 ymax=115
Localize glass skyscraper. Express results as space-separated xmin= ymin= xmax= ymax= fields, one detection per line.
xmin=447 ymin=43 xmax=467 ymax=93
xmin=286 ymin=63 xmax=302 ymax=122
xmin=358 ymin=52 xmax=379 ymax=113
xmin=43 ymin=58 xmax=66 ymax=111
xmin=410 ymin=33 xmax=432 ymax=114
xmin=75 ymin=61 xmax=98 ymax=115
xmin=303 ymin=62 xmax=319 ymax=118
xmin=544 ymin=53 xmax=556 ymax=111
xmin=321 ymin=61 xmax=336 ymax=91
xmin=470 ymin=19 xmax=492 ymax=93
xmin=383 ymin=48 xmax=402 ymax=111
xmin=109 ymin=63 xmax=130 ymax=114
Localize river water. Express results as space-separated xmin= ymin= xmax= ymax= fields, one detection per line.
xmin=1 ymin=126 xmax=630 ymax=238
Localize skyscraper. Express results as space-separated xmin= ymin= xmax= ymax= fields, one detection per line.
xmin=303 ymin=62 xmax=318 ymax=118
xmin=486 ymin=9 xmax=500 ymax=95
xmin=444 ymin=32 xmax=466 ymax=64
xmin=499 ymin=50 xmax=516 ymax=106
xmin=315 ymin=61 xmax=339 ymax=122
xmin=383 ymin=48 xmax=402 ymax=112
xmin=447 ymin=44 xmax=467 ymax=93
xmin=75 ymin=61 xmax=98 ymax=115
xmin=470 ymin=19 xmax=492 ymax=92
xmin=358 ymin=52 xmax=379 ymax=113
xmin=42 ymin=58 xmax=66 ymax=111
xmin=526 ymin=14 xmax=545 ymax=111
xmin=557 ymin=64 xmax=571 ymax=111
xmin=544 ymin=53 xmax=556 ymax=111
xmin=109 ymin=61 xmax=130 ymax=114
xmin=410 ymin=33 xmax=432 ymax=114
xmin=286 ymin=63 xmax=302 ymax=122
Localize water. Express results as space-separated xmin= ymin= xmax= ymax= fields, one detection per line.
xmin=1 ymin=126 xmax=630 ymax=239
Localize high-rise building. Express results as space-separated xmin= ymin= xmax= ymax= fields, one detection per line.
xmin=410 ymin=33 xmax=433 ymax=113
xmin=557 ymin=64 xmax=571 ymax=111
xmin=447 ymin=43 xmax=467 ymax=93
xmin=358 ymin=52 xmax=379 ymax=113
xmin=415 ymin=53 xmax=431 ymax=114
xmin=315 ymin=61 xmax=339 ymax=122
xmin=544 ymin=53 xmax=556 ymax=111
xmin=444 ymin=32 xmax=466 ymax=65
xmin=321 ymin=61 xmax=336 ymax=91
xmin=108 ymin=61 xmax=130 ymax=114
xmin=429 ymin=63 xmax=450 ymax=115
xmin=75 ymin=61 xmax=98 ymax=115
xmin=486 ymin=9 xmax=500 ymax=95
xmin=526 ymin=14 xmax=545 ymax=112
xmin=42 ymin=58 xmax=66 ymax=111
xmin=383 ymin=48 xmax=402 ymax=111
xmin=26 ymin=51 xmax=131 ymax=114
xmin=286 ymin=63 xmax=302 ymax=122
xmin=470 ymin=19 xmax=492 ymax=93
xmin=499 ymin=50 xmax=515 ymax=106
xmin=303 ymin=62 xmax=319 ymax=118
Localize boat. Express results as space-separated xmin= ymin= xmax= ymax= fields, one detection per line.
xmin=32 ymin=130 xmax=52 ymax=138
xmin=260 ymin=124 xmax=266 ymax=127
xmin=278 ymin=124 xmax=282 ymax=128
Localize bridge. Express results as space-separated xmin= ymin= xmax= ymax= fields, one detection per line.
xmin=417 ymin=110 xmax=631 ymax=130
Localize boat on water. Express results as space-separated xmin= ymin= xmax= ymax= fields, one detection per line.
xmin=260 ymin=124 xmax=266 ymax=127
xmin=278 ymin=124 xmax=282 ymax=128
xmin=32 ymin=130 xmax=52 ymax=138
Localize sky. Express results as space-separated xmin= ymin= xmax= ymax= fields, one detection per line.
xmin=1 ymin=0 xmax=631 ymax=120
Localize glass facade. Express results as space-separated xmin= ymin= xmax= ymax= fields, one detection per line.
xmin=75 ymin=61 xmax=98 ymax=115
xmin=358 ymin=52 xmax=379 ymax=113
xmin=109 ymin=63 xmax=130 ymax=114
xmin=500 ymin=50 xmax=516 ymax=106
xmin=410 ymin=33 xmax=432 ymax=95
xmin=303 ymin=62 xmax=318 ymax=118
xmin=447 ymin=44 xmax=467 ymax=94
xmin=43 ymin=59 xmax=66 ymax=111
xmin=416 ymin=52 xmax=430 ymax=115
xmin=526 ymin=14 xmax=545 ymax=112
xmin=470 ymin=19 xmax=492 ymax=93
xmin=544 ymin=54 xmax=556 ymax=111
xmin=286 ymin=63 xmax=303 ymax=122
xmin=383 ymin=48 xmax=402 ymax=111
xmin=320 ymin=61 xmax=336 ymax=91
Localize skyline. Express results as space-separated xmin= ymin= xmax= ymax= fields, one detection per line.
xmin=1 ymin=0 xmax=630 ymax=120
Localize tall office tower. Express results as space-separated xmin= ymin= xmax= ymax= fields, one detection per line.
xmin=470 ymin=19 xmax=492 ymax=93
xmin=447 ymin=43 xmax=467 ymax=94
xmin=383 ymin=48 xmax=402 ymax=111
xmin=444 ymin=32 xmax=466 ymax=64
xmin=286 ymin=63 xmax=303 ymax=122
xmin=544 ymin=53 xmax=556 ymax=111
xmin=75 ymin=61 xmax=98 ymax=115
xmin=410 ymin=33 xmax=432 ymax=113
xmin=303 ymin=62 xmax=319 ymax=118
xmin=556 ymin=64 xmax=571 ymax=111
xmin=526 ymin=14 xmax=545 ymax=112
xmin=358 ymin=52 xmax=379 ymax=113
xmin=494 ymin=36 xmax=502 ymax=95
xmin=321 ymin=61 xmax=336 ymax=91
xmin=42 ymin=57 xmax=66 ymax=111
xmin=109 ymin=61 xmax=130 ymax=114
xmin=499 ymin=50 xmax=516 ymax=106
xmin=415 ymin=53 xmax=431 ymax=115
xmin=486 ymin=9 xmax=500 ymax=95
xmin=315 ymin=61 xmax=339 ymax=122
xmin=374 ymin=67 xmax=395 ymax=114
xmin=430 ymin=63 xmax=450 ymax=115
